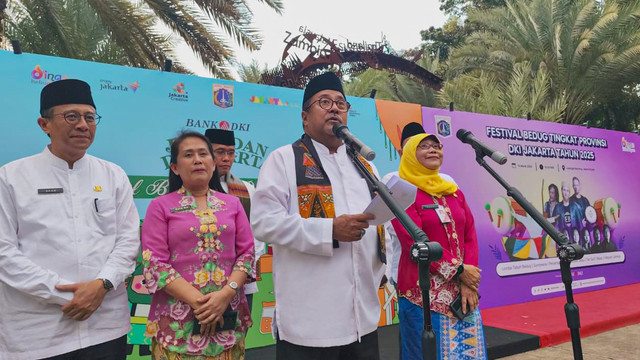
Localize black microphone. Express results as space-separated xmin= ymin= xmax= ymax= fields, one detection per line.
xmin=456 ymin=128 xmax=507 ymax=165
xmin=332 ymin=124 xmax=376 ymax=160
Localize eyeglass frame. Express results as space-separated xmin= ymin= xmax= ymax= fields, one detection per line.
xmin=416 ymin=142 xmax=443 ymax=151
xmin=48 ymin=111 xmax=102 ymax=125
xmin=304 ymin=97 xmax=351 ymax=112
xmin=213 ymin=149 xmax=236 ymax=158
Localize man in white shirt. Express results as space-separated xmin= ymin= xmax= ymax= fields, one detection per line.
xmin=0 ymin=79 xmax=140 ymax=360
xmin=251 ymin=72 xmax=387 ymax=360
xmin=204 ymin=128 xmax=266 ymax=316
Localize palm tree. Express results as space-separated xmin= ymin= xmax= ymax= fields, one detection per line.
xmin=343 ymin=54 xmax=443 ymax=107
xmin=343 ymin=69 xmax=396 ymax=100
xmin=3 ymin=0 xmax=283 ymax=78
xmin=448 ymin=0 xmax=640 ymax=125
xmin=0 ymin=0 xmax=6 ymax=27
xmin=438 ymin=61 xmax=565 ymax=122
xmin=235 ymin=59 xmax=286 ymax=84
xmin=6 ymin=0 xmax=132 ymax=65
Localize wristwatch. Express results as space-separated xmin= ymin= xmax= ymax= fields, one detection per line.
xmin=101 ymin=278 xmax=114 ymax=291
xmin=227 ymin=281 xmax=239 ymax=293
xmin=455 ymin=264 xmax=465 ymax=277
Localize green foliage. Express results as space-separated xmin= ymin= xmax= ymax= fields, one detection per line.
xmin=343 ymin=55 xmax=442 ymax=107
xmin=343 ymin=69 xmax=395 ymax=100
xmin=439 ymin=0 xmax=506 ymax=17
xmin=584 ymin=84 xmax=640 ymax=132
xmin=422 ymin=1 xmax=508 ymax=62
xmin=439 ymin=61 xmax=565 ymax=122
xmin=420 ymin=17 xmax=468 ymax=61
xmin=447 ymin=0 xmax=640 ymax=127
xmin=0 ymin=0 xmax=7 ymax=38
xmin=236 ymin=59 xmax=276 ymax=84
xmin=6 ymin=0 xmax=130 ymax=64
xmin=3 ymin=0 xmax=283 ymax=78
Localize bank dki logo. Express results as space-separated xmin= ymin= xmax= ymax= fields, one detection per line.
xmin=213 ymin=84 xmax=234 ymax=109
xmin=30 ymin=65 xmax=68 ymax=84
xmin=435 ymin=115 xmax=452 ymax=138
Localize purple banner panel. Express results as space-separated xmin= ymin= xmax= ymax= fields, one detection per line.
xmin=421 ymin=108 xmax=640 ymax=309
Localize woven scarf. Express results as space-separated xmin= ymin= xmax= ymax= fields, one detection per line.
xmin=292 ymin=134 xmax=386 ymax=263
xmin=224 ymin=173 xmax=251 ymax=220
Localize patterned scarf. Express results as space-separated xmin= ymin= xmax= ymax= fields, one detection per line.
xmin=224 ymin=173 xmax=251 ymax=220
xmin=292 ymin=134 xmax=386 ymax=263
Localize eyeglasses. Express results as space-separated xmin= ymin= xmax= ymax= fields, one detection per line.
xmin=50 ymin=111 xmax=101 ymax=125
xmin=306 ymin=98 xmax=351 ymax=112
xmin=213 ymin=149 xmax=236 ymax=157
xmin=417 ymin=143 xmax=443 ymax=151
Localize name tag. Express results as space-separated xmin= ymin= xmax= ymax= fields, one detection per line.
xmin=38 ymin=188 xmax=63 ymax=195
xmin=435 ymin=205 xmax=451 ymax=224
xmin=171 ymin=205 xmax=193 ymax=213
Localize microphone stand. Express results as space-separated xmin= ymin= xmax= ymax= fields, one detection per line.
xmin=469 ymin=147 xmax=585 ymax=360
xmin=346 ymin=148 xmax=443 ymax=360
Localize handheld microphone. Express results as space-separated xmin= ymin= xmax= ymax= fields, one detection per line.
xmin=332 ymin=124 xmax=376 ymax=161
xmin=456 ymin=128 xmax=507 ymax=165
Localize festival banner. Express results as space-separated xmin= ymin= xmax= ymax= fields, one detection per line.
xmin=2 ymin=50 xmax=639 ymax=357
xmin=417 ymin=108 xmax=640 ymax=308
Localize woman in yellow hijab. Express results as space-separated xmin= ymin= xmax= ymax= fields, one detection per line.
xmin=392 ymin=133 xmax=487 ymax=359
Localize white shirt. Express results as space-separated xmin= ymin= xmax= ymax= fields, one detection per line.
xmin=0 ymin=147 xmax=140 ymax=359
xmin=381 ymin=171 xmax=457 ymax=284
xmin=251 ymin=139 xmax=386 ymax=347
xmin=220 ymin=175 xmax=265 ymax=295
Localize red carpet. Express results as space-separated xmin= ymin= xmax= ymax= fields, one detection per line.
xmin=480 ymin=283 xmax=640 ymax=347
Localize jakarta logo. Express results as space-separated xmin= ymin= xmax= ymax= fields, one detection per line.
xmin=435 ymin=115 xmax=451 ymax=138
xmin=213 ymin=84 xmax=234 ymax=109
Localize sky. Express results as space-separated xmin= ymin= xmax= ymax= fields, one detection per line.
xmin=179 ymin=0 xmax=448 ymax=79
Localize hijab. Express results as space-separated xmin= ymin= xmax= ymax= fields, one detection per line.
xmin=398 ymin=133 xmax=458 ymax=196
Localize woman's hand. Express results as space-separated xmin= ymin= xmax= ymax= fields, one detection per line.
xmin=193 ymin=286 xmax=235 ymax=332
xmin=459 ymin=264 xmax=481 ymax=291
xmin=460 ymin=282 xmax=479 ymax=315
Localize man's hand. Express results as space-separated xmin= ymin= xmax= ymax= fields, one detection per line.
xmin=56 ymin=280 xmax=108 ymax=321
xmin=460 ymin=282 xmax=479 ymax=315
xmin=333 ymin=213 xmax=375 ymax=242
xmin=459 ymin=264 xmax=481 ymax=292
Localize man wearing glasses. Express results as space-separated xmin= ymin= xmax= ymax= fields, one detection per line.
xmin=204 ymin=128 xmax=265 ymax=317
xmin=0 ymin=79 xmax=140 ymax=359
xmin=252 ymin=72 xmax=387 ymax=359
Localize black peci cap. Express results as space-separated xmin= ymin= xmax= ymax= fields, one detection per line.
xmin=302 ymin=72 xmax=345 ymax=105
xmin=40 ymin=79 xmax=96 ymax=116
xmin=205 ymin=128 xmax=235 ymax=146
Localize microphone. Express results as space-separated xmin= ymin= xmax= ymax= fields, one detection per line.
xmin=456 ymin=128 xmax=507 ymax=165
xmin=332 ymin=124 xmax=376 ymax=160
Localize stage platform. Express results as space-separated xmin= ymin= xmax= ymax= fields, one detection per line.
xmin=247 ymin=283 xmax=640 ymax=359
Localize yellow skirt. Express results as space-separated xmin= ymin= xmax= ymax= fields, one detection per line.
xmin=151 ymin=338 xmax=245 ymax=360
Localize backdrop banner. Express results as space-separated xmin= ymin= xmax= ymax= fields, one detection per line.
xmin=1 ymin=50 xmax=638 ymax=357
xmin=415 ymin=108 xmax=640 ymax=308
